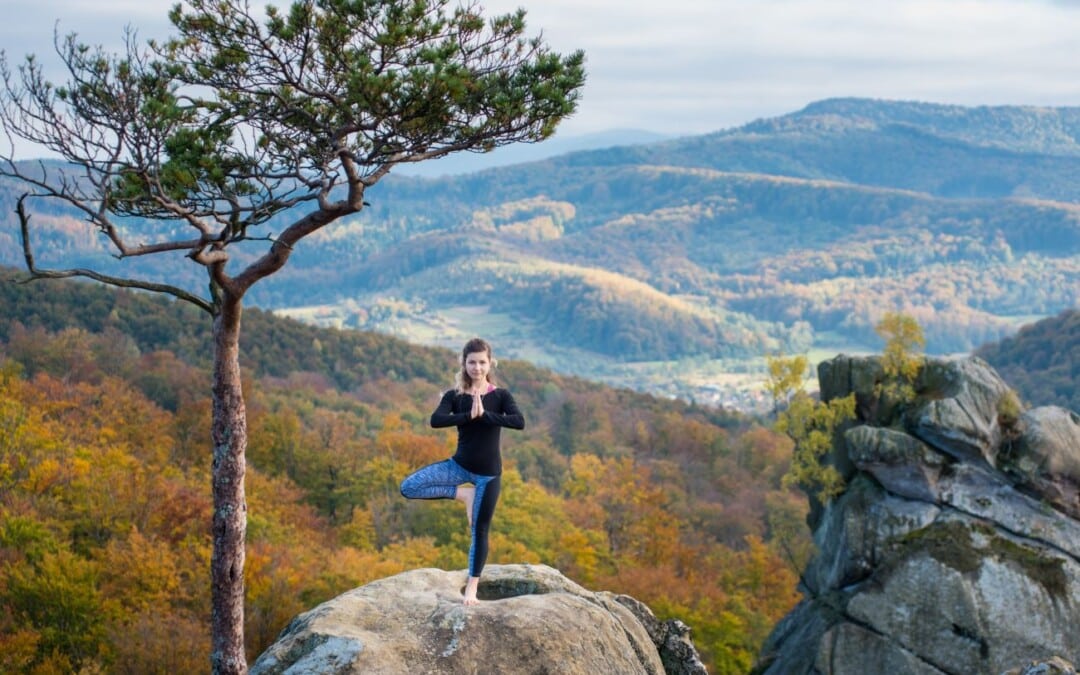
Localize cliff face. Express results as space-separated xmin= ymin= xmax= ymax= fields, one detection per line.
xmin=756 ymin=355 xmax=1080 ymax=675
xmin=250 ymin=564 xmax=707 ymax=675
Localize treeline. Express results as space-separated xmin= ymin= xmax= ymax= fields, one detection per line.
xmin=494 ymin=267 xmax=782 ymax=361
xmin=976 ymin=308 xmax=1080 ymax=411
xmin=0 ymin=273 xmax=809 ymax=673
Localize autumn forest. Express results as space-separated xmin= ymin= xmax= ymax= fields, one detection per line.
xmin=0 ymin=271 xmax=812 ymax=673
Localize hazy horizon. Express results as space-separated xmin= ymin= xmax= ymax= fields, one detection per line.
xmin=4 ymin=0 xmax=1080 ymax=161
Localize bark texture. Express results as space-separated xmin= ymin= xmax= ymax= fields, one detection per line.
xmin=210 ymin=298 xmax=248 ymax=675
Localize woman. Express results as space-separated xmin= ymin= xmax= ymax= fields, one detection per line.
xmin=399 ymin=337 xmax=525 ymax=605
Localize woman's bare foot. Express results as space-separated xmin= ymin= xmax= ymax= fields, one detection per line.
xmin=463 ymin=576 xmax=480 ymax=605
xmin=455 ymin=485 xmax=475 ymax=529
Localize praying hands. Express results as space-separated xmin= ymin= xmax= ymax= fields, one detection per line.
xmin=471 ymin=388 xmax=485 ymax=419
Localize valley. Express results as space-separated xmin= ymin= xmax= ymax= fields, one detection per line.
xmin=3 ymin=97 xmax=1077 ymax=412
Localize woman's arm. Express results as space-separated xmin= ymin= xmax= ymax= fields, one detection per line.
xmin=430 ymin=390 xmax=470 ymax=428
xmin=481 ymin=390 xmax=525 ymax=430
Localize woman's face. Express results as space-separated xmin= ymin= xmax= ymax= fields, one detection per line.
xmin=464 ymin=351 xmax=491 ymax=384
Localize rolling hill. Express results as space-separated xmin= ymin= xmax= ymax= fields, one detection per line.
xmin=2 ymin=98 xmax=1077 ymax=406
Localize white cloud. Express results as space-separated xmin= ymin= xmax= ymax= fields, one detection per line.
xmin=4 ymin=0 xmax=1080 ymax=151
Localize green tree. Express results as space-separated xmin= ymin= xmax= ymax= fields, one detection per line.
xmin=0 ymin=1 xmax=585 ymax=671
xmin=775 ymin=390 xmax=854 ymax=501
xmin=4 ymin=549 xmax=113 ymax=670
xmin=766 ymin=354 xmax=854 ymax=502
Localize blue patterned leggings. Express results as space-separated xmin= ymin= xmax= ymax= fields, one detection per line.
xmin=400 ymin=459 xmax=501 ymax=578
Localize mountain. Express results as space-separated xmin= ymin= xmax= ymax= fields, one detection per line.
xmin=2 ymin=98 xmax=1078 ymax=406
xmin=976 ymin=308 xmax=1079 ymax=411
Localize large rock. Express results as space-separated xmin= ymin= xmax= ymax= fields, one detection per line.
xmin=846 ymin=425 xmax=947 ymax=502
xmin=910 ymin=356 xmax=1013 ymax=467
xmin=755 ymin=355 xmax=1080 ymax=675
xmin=817 ymin=355 xmax=887 ymax=423
xmin=250 ymin=564 xmax=706 ymax=675
xmin=1000 ymin=406 xmax=1080 ymax=519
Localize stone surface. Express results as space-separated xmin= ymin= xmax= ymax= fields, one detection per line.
xmin=250 ymin=564 xmax=704 ymax=675
xmin=1001 ymin=406 xmax=1080 ymax=519
xmin=911 ymin=356 xmax=1012 ymax=467
xmin=755 ymin=355 xmax=1080 ymax=675
xmin=846 ymin=425 xmax=947 ymax=502
xmin=1002 ymin=656 xmax=1079 ymax=675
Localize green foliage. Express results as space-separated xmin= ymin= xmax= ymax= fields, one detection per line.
xmin=5 ymin=549 xmax=114 ymax=669
xmin=768 ymin=353 xmax=854 ymax=501
xmin=764 ymin=353 xmax=809 ymax=411
xmin=775 ymin=391 xmax=854 ymax=502
xmin=158 ymin=0 xmax=585 ymax=193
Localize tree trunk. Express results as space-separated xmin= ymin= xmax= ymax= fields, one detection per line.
xmin=210 ymin=296 xmax=248 ymax=674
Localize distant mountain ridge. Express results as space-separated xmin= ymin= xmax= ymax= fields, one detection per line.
xmin=2 ymin=98 xmax=1077 ymax=404
xmin=744 ymin=98 xmax=1080 ymax=153
xmin=552 ymin=98 xmax=1080 ymax=201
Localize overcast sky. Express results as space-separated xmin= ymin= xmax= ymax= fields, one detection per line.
xmin=4 ymin=0 xmax=1080 ymax=153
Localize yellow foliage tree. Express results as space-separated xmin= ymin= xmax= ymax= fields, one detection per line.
xmin=875 ymin=311 xmax=926 ymax=402
xmin=767 ymin=354 xmax=855 ymax=502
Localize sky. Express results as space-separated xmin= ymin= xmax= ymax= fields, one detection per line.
xmin=3 ymin=0 xmax=1080 ymax=157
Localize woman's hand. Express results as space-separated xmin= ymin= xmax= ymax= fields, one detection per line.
xmin=470 ymin=388 xmax=485 ymax=419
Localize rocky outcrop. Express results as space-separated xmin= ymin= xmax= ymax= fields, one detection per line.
xmin=250 ymin=563 xmax=707 ymax=675
xmin=756 ymin=355 xmax=1080 ymax=675
xmin=999 ymin=406 xmax=1080 ymax=520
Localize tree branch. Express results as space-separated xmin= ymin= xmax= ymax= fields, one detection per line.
xmin=16 ymin=194 xmax=214 ymax=314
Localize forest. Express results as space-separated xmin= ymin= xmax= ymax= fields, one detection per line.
xmin=3 ymin=99 xmax=1078 ymax=399
xmin=976 ymin=307 xmax=1080 ymax=412
xmin=1 ymin=266 xmax=1074 ymax=673
xmin=0 ymin=271 xmax=812 ymax=674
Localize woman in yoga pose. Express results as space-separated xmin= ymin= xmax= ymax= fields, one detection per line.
xmin=399 ymin=337 xmax=525 ymax=605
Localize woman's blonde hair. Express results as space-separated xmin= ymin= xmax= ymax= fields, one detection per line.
xmin=454 ymin=337 xmax=497 ymax=393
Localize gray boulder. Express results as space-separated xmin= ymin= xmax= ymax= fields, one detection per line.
xmin=250 ymin=564 xmax=706 ymax=675
xmin=817 ymin=354 xmax=888 ymax=423
xmin=910 ymin=356 xmax=1013 ymax=467
xmin=846 ymin=425 xmax=947 ymax=502
xmin=1000 ymin=406 xmax=1080 ymax=519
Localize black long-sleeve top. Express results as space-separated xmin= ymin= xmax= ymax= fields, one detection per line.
xmin=430 ymin=387 xmax=525 ymax=476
